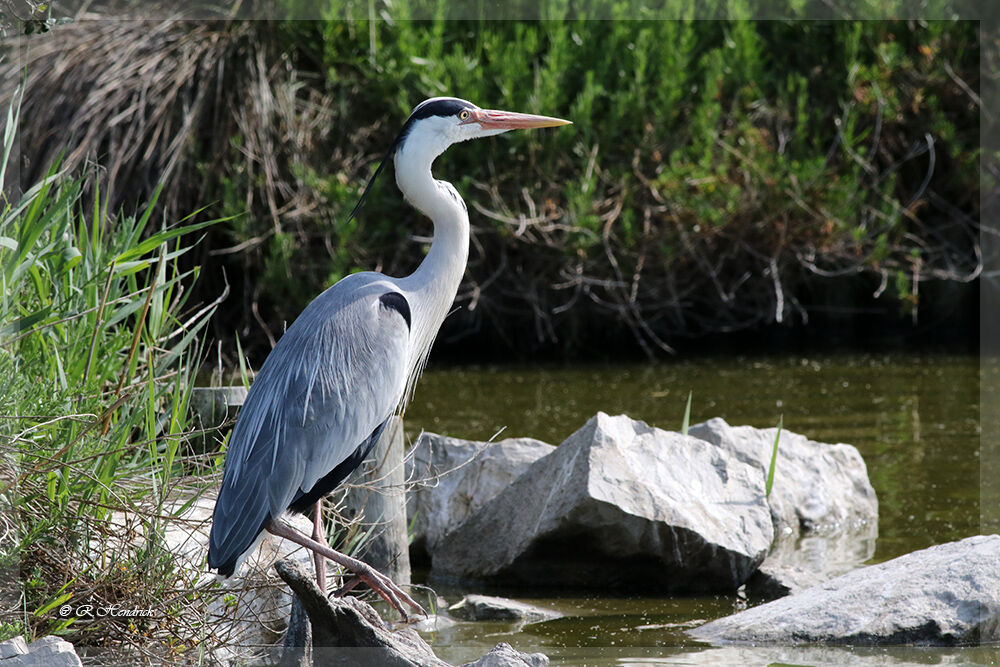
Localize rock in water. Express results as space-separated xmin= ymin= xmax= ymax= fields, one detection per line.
xmin=689 ymin=535 xmax=1000 ymax=645
xmin=688 ymin=418 xmax=878 ymax=534
xmin=406 ymin=434 xmax=555 ymax=559
xmin=431 ymin=412 xmax=773 ymax=591
xmin=448 ymin=595 xmax=562 ymax=624
xmin=460 ymin=642 xmax=549 ymax=667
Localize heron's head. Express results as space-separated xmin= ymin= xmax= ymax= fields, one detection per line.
xmin=397 ymin=97 xmax=571 ymax=155
xmin=348 ymin=97 xmax=570 ymax=221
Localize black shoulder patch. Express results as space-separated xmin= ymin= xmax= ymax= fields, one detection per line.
xmin=378 ymin=292 xmax=411 ymax=329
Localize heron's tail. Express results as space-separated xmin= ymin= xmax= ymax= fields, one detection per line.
xmin=208 ymin=484 xmax=272 ymax=577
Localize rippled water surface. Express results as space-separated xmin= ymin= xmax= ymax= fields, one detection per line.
xmin=399 ymin=353 xmax=986 ymax=665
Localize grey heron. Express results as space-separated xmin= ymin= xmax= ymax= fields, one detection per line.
xmin=207 ymin=97 xmax=570 ymax=618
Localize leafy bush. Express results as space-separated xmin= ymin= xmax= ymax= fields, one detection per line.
xmin=1 ymin=11 xmax=983 ymax=359
xmin=255 ymin=13 xmax=979 ymax=356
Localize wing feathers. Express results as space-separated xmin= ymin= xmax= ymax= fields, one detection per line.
xmin=208 ymin=277 xmax=410 ymax=576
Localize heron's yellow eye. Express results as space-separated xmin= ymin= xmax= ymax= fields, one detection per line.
xmin=459 ymin=110 xmax=471 ymax=121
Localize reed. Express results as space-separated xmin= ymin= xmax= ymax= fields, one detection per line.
xmin=0 ymin=88 xmax=224 ymax=653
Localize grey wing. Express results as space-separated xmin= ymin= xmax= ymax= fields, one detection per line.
xmin=208 ymin=276 xmax=410 ymax=575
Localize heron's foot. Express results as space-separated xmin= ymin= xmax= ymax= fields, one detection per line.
xmin=267 ymin=518 xmax=425 ymax=620
xmin=338 ymin=560 xmax=425 ymax=621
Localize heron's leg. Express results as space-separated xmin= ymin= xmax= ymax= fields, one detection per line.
xmin=311 ymin=499 xmax=327 ymax=593
xmin=266 ymin=518 xmax=425 ymax=620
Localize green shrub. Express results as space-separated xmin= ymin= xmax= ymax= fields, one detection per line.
xmin=244 ymin=14 xmax=976 ymax=355
xmin=2 ymin=12 xmax=982 ymax=358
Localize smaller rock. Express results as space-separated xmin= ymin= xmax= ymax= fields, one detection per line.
xmin=0 ymin=636 xmax=28 ymax=659
xmin=690 ymin=535 xmax=1000 ymax=645
xmin=460 ymin=642 xmax=549 ymax=667
xmin=448 ymin=595 xmax=561 ymax=624
xmin=0 ymin=635 xmax=82 ymax=667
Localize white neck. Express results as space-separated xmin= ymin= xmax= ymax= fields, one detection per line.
xmin=393 ymin=135 xmax=470 ymax=393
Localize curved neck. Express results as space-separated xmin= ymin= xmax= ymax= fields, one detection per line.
xmin=394 ymin=143 xmax=470 ymax=383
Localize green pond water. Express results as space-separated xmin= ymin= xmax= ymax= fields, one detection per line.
xmin=397 ymin=353 xmax=989 ymax=665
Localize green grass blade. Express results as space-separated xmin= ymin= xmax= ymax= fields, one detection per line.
xmin=765 ymin=414 xmax=783 ymax=498
xmin=235 ymin=333 xmax=250 ymax=389
xmin=0 ymin=82 xmax=23 ymax=191
xmin=681 ymin=390 xmax=692 ymax=436
xmin=114 ymin=218 xmax=219 ymax=264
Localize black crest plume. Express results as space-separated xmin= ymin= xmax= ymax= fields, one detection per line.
xmin=346 ymin=98 xmax=475 ymax=222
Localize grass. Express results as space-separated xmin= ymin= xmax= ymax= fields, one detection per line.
xmin=766 ymin=415 xmax=783 ymax=499
xmin=681 ymin=391 xmax=693 ymax=436
xmin=0 ymin=89 xmax=227 ymax=655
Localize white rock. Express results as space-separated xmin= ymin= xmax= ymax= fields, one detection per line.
xmin=0 ymin=635 xmax=28 ymax=659
xmin=0 ymin=635 xmax=81 ymax=667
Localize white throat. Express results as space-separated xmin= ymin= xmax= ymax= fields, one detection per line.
xmin=392 ymin=126 xmax=471 ymax=399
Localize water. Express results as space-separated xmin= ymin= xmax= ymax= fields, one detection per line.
xmin=399 ymin=353 xmax=986 ymax=665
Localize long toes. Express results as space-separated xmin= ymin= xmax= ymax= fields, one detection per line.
xmin=363 ymin=575 xmax=408 ymax=619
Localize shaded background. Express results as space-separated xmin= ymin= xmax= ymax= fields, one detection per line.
xmin=2 ymin=3 xmax=989 ymax=363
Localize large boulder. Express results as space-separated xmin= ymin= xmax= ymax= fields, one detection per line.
xmin=689 ymin=535 xmax=1000 ymax=645
xmin=406 ymin=434 xmax=555 ymax=559
xmin=431 ymin=413 xmax=773 ymax=592
xmin=688 ymin=418 xmax=878 ymax=535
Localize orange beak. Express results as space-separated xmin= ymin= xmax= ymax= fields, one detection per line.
xmin=462 ymin=108 xmax=572 ymax=131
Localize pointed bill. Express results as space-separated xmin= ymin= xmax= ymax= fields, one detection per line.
xmin=463 ymin=109 xmax=572 ymax=131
